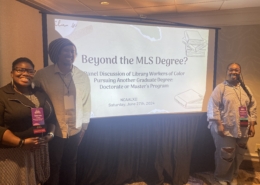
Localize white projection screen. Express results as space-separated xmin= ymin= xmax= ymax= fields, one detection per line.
xmin=46 ymin=14 xmax=216 ymax=118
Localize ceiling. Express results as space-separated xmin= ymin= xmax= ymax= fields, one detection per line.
xmin=17 ymin=0 xmax=260 ymax=26
xmin=17 ymin=0 xmax=260 ymax=17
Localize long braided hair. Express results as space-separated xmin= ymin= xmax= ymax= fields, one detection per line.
xmin=226 ymin=63 xmax=252 ymax=114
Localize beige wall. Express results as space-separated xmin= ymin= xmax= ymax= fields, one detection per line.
xmin=160 ymin=8 xmax=260 ymax=159
xmin=216 ymin=25 xmax=260 ymax=159
xmin=0 ymin=0 xmax=43 ymax=87
xmin=1 ymin=1 xmax=260 ymax=159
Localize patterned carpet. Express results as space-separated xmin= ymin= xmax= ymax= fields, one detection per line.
xmin=189 ymin=169 xmax=260 ymax=185
xmin=187 ymin=160 xmax=260 ymax=185
xmin=127 ymin=161 xmax=260 ymax=185
xmin=189 ymin=160 xmax=260 ymax=185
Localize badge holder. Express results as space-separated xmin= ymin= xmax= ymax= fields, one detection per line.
xmin=31 ymin=108 xmax=46 ymax=134
xmin=64 ymin=95 xmax=75 ymax=110
xmin=239 ymin=106 xmax=248 ymax=127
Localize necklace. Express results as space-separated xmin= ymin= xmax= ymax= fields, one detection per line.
xmin=13 ymin=87 xmax=33 ymax=102
xmin=58 ymin=73 xmax=73 ymax=95
xmin=232 ymin=85 xmax=242 ymax=106
xmin=13 ymin=87 xmax=32 ymax=96
xmin=13 ymin=87 xmax=40 ymax=107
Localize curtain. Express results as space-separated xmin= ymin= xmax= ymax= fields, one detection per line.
xmin=76 ymin=113 xmax=214 ymax=185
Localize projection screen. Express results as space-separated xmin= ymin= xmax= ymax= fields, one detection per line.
xmin=46 ymin=14 xmax=216 ymax=118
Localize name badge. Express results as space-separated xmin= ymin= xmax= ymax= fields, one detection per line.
xmin=239 ymin=106 xmax=248 ymax=127
xmin=64 ymin=95 xmax=75 ymax=110
xmin=31 ymin=108 xmax=46 ymax=134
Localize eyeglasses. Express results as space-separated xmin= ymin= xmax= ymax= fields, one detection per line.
xmin=14 ymin=68 xmax=36 ymax=75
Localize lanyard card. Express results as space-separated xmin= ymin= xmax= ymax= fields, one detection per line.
xmin=31 ymin=108 xmax=46 ymax=134
xmin=239 ymin=106 xmax=248 ymax=127
xmin=64 ymin=95 xmax=75 ymax=110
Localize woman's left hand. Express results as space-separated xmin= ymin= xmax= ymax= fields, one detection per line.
xmin=248 ymin=125 xmax=255 ymax=137
xmin=39 ymin=134 xmax=53 ymax=144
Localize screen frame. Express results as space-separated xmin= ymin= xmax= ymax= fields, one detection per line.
xmin=41 ymin=12 xmax=220 ymax=119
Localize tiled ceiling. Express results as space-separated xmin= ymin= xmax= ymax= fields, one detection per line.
xmin=18 ymin=0 xmax=260 ymax=19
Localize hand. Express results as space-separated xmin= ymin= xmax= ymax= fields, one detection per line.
xmin=39 ymin=134 xmax=53 ymax=144
xmin=248 ymin=125 xmax=255 ymax=137
xmin=217 ymin=124 xmax=225 ymax=137
xmin=22 ymin=137 xmax=40 ymax=150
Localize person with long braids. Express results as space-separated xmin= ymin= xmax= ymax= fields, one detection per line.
xmin=0 ymin=57 xmax=57 ymax=185
xmin=207 ymin=63 xmax=257 ymax=185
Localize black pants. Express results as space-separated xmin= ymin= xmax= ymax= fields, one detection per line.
xmin=44 ymin=132 xmax=81 ymax=185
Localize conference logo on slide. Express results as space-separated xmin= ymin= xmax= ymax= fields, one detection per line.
xmin=182 ymin=30 xmax=207 ymax=57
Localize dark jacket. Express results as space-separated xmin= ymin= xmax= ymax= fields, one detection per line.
xmin=0 ymin=127 xmax=7 ymax=142
xmin=0 ymin=83 xmax=57 ymax=146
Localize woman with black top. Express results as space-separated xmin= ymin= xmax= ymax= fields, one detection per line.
xmin=0 ymin=57 xmax=57 ymax=185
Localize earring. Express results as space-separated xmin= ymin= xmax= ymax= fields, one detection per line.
xmin=11 ymin=79 xmax=14 ymax=86
xmin=31 ymin=82 xmax=35 ymax=89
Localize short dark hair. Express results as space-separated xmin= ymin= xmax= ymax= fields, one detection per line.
xmin=12 ymin=57 xmax=35 ymax=70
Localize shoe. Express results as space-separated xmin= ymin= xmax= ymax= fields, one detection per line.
xmin=218 ymin=181 xmax=228 ymax=185
xmin=230 ymin=178 xmax=238 ymax=185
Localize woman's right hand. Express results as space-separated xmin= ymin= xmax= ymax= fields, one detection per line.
xmin=217 ymin=123 xmax=225 ymax=136
xmin=22 ymin=137 xmax=40 ymax=150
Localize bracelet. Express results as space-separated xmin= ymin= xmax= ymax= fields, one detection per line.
xmin=18 ymin=139 xmax=25 ymax=148
xmin=47 ymin=132 xmax=54 ymax=138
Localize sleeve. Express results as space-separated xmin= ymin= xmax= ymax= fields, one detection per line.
xmin=33 ymin=70 xmax=43 ymax=88
xmin=0 ymin=127 xmax=7 ymax=142
xmin=247 ymin=86 xmax=257 ymax=122
xmin=12 ymin=127 xmax=34 ymax=139
xmin=207 ymin=84 xmax=224 ymax=121
xmin=0 ymin=91 xmax=34 ymax=139
xmin=82 ymin=75 xmax=91 ymax=131
xmin=44 ymin=93 xmax=57 ymax=129
xmin=0 ymin=97 xmax=6 ymax=141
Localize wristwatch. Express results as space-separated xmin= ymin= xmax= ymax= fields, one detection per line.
xmin=47 ymin=132 xmax=54 ymax=138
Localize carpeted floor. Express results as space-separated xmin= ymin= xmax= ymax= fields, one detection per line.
xmin=126 ymin=161 xmax=260 ymax=185
xmin=189 ymin=169 xmax=260 ymax=185
xmin=189 ymin=160 xmax=260 ymax=185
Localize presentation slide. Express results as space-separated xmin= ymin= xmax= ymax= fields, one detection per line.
xmin=46 ymin=15 xmax=216 ymax=118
